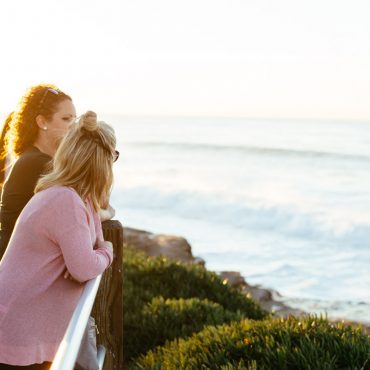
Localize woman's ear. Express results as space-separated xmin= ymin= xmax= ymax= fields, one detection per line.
xmin=35 ymin=114 xmax=47 ymax=130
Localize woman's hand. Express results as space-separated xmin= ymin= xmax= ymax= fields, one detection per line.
xmin=63 ymin=269 xmax=81 ymax=283
xmin=99 ymin=204 xmax=115 ymax=222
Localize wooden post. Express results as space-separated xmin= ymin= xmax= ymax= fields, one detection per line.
xmin=92 ymin=220 xmax=123 ymax=370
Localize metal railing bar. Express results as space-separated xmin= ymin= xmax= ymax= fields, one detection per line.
xmin=51 ymin=274 xmax=104 ymax=370
xmin=97 ymin=345 xmax=106 ymax=370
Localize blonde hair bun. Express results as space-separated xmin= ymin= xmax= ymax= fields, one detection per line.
xmin=80 ymin=111 xmax=98 ymax=131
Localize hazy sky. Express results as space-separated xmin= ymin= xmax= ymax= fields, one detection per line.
xmin=1 ymin=0 xmax=370 ymax=120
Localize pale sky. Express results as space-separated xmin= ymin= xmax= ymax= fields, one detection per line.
xmin=1 ymin=0 xmax=370 ymax=120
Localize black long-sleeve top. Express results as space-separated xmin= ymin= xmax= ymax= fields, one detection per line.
xmin=0 ymin=146 xmax=52 ymax=259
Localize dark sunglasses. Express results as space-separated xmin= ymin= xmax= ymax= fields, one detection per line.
xmin=38 ymin=88 xmax=59 ymax=112
xmin=113 ymin=150 xmax=120 ymax=162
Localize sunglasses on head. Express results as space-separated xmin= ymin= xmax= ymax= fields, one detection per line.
xmin=38 ymin=88 xmax=59 ymax=112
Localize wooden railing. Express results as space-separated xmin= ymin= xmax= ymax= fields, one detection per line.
xmin=51 ymin=220 xmax=124 ymax=370
xmin=92 ymin=220 xmax=124 ymax=370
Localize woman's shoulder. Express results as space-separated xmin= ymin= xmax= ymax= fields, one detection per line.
xmin=12 ymin=147 xmax=51 ymax=172
xmin=26 ymin=187 xmax=91 ymax=229
xmin=18 ymin=146 xmax=51 ymax=161
xmin=41 ymin=186 xmax=83 ymax=202
xmin=33 ymin=186 xmax=88 ymax=218
xmin=3 ymin=147 xmax=52 ymax=191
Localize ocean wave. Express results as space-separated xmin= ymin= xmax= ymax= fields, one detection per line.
xmin=112 ymin=186 xmax=370 ymax=248
xmin=124 ymin=141 xmax=370 ymax=162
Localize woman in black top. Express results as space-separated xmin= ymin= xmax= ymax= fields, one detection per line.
xmin=0 ymin=84 xmax=76 ymax=258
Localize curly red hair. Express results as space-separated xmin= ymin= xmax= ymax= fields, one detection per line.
xmin=5 ymin=84 xmax=72 ymax=157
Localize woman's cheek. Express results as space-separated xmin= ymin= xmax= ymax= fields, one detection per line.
xmin=51 ymin=128 xmax=70 ymax=148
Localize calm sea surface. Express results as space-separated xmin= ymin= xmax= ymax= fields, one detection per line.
xmin=105 ymin=115 xmax=370 ymax=324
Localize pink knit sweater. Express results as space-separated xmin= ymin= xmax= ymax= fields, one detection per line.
xmin=0 ymin=186 xmax=113 ymax=365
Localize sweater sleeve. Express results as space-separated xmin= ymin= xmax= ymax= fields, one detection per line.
xmin=46 ymin=190 xmax=113 ymax=283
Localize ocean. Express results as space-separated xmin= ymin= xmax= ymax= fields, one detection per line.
xmin=104 ymin=115 xmax=370 ymax=324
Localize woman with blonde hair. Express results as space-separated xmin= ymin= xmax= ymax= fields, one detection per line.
xmin=0 ymin=84 xmax=76 ymax=258
xmin=0 ymin=111 xmax=117 ymax=369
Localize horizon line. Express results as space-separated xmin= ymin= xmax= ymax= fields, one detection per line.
xmin=99 ymin=113 xmax=370 ymax=124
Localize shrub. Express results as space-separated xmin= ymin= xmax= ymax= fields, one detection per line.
xmin=123 ymin=246 xmax=266 ymax=319
xmin=123 ymin=246 xmax=266 ymax=362
xmin=132 ymin=315 xmax=370 ymax=369
xmin=126 ymin=296 xmax=243 ymax=360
